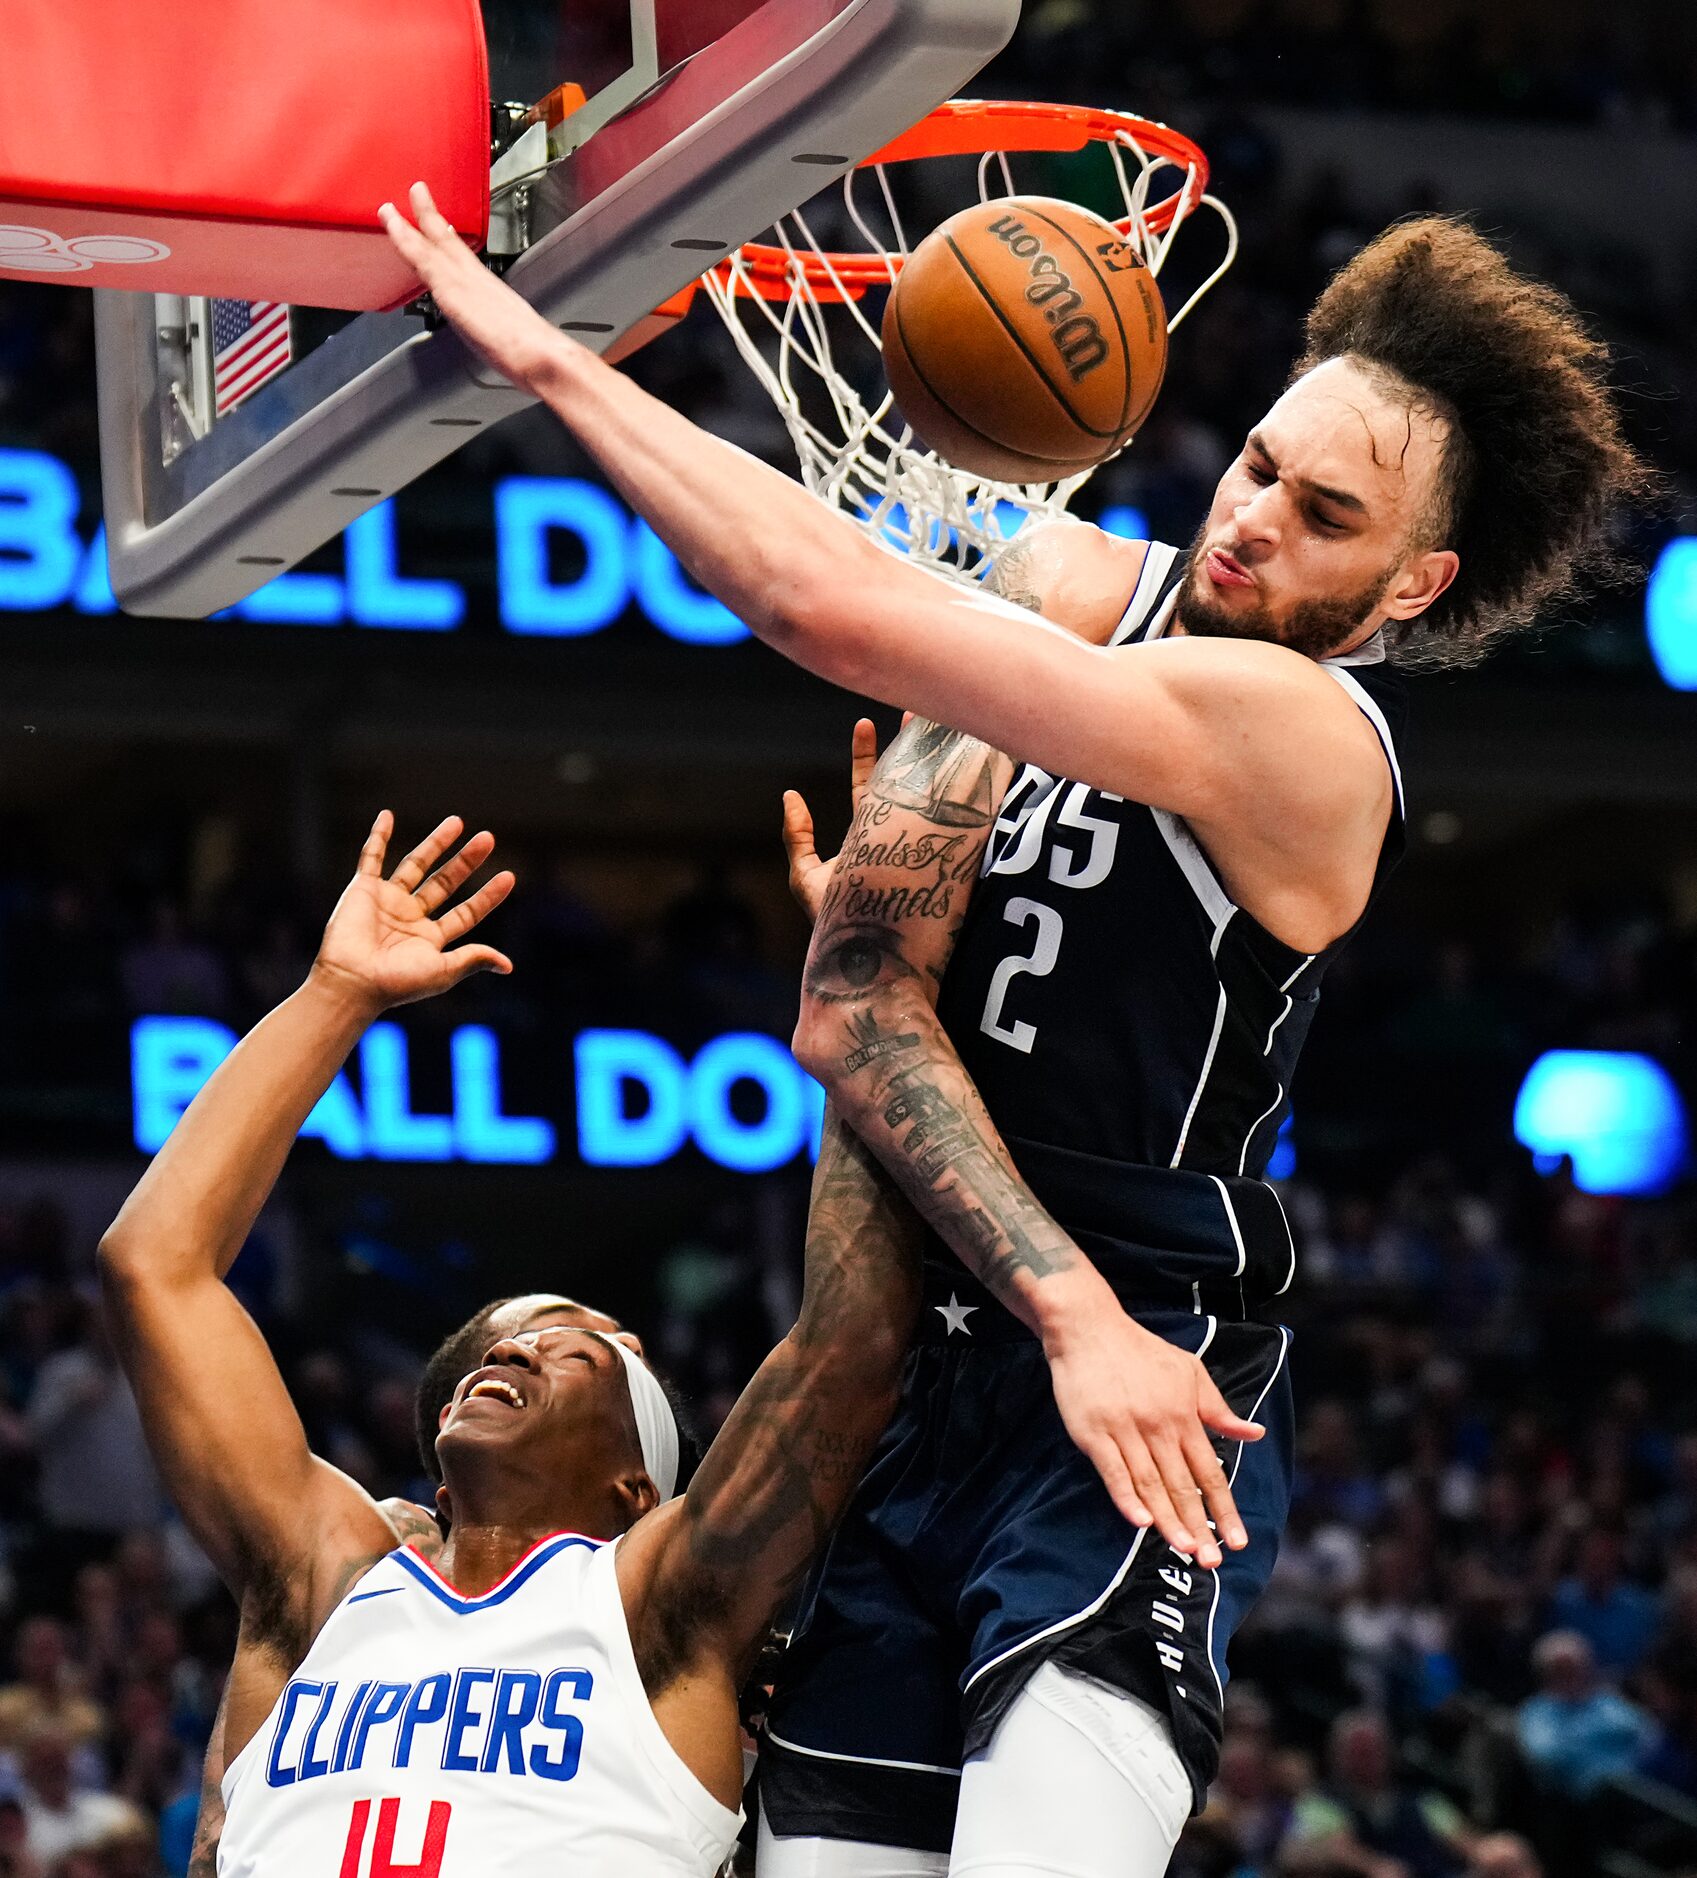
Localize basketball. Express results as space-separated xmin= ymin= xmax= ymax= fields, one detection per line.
xmin=879 ymin=195 xmax=1168 ymax=484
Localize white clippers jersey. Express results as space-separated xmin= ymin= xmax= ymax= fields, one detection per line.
xmin=218 ymin=1533 xmax=742 ymax=1878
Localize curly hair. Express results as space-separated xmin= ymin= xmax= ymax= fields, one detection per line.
xmin=1296 ymin=216 xmax=1657 ymax=668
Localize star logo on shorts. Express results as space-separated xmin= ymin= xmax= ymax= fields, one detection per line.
xmin=934 ymin=1293 xmax=978 ymax=1337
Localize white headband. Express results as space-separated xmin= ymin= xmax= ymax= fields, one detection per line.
xmin=592 ymin=1333 xmax=679 ymax=1502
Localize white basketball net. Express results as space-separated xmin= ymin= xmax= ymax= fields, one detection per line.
xmin=699 ymin=111 xmax=1237 ymax=585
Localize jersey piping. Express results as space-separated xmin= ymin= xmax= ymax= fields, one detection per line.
xmin=1121 ymin=552 xmax=1407 ymax=1171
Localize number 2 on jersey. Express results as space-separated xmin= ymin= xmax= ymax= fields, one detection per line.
xmin=978 ymin=779 xmax=1121 ymax=1052
xmin=979 ymin=899 xmax=1064 ymax=1054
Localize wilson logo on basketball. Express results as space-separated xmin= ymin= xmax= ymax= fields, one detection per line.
xmin=986 ymin=214 xmax=1109 ymax=384
xmin=0 ymin=225 xmax=173 ymax=274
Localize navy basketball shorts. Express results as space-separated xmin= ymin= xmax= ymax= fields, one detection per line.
xmin=761 ymin=1267 xmax=1294 ymax=1853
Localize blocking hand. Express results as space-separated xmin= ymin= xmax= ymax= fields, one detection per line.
xmin=379 ymin=182 xmax=565 ymax=391
xmin=314 ymin=813 xmax=514 ymax=1014
xmin=781 ymin=717 xmax=884 ymax=925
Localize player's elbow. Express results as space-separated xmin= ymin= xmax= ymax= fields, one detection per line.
xmin=766 ymin=603 xmax=877 ymax=694
xmin=96 ymin=1217 xmax=182 ymax=1299
xmin=96 ymin=1230 xmax=152 ymax=1331
xmin=96 ymin=1222 xmax=139 ymax=1287
xmin=789 ymin=1002 xmax=839 ymax=1088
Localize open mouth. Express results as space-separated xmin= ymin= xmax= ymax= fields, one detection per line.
xmin=462 ymin=1375 xmax=527 ymax=1411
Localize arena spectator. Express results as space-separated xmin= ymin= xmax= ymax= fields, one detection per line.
xmin=1545 ymin=1528 xmax=1661 ymax=1677
xmin=117 ymin=902 xmax=230 ymax=1022
xmin=14 ymin=1724 xmax=141 ymax=1866
xmin=1653 ymin=1432 xmax=1697 ymax=1547
xmin=1465 ymin=1835 xmax=1544 ymax=1878
xmin=1295 ymin=1401 xmax=1389 ymax=1531
xmin=1206 ymin=1716 xmax=1295 ymax=1871
xmin=1339 ymin=1536 xmax=1450 ymax=1720
xmin=1281 ymin=1709 xmax=1471 ymax=1878
xmin=1515 ymin=1630 xmax=1656 ymax=1798
xmin=23 ymin=1310 xmax=162 ymax=1564
xmin=0 ymin=1797 xmax=42 ymax=1878
xmin=0 ymin=1619 xmax=102 ymax=1758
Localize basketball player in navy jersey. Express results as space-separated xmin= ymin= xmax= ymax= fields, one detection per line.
xmin=100 ymin=811 xmax=930 ymax=1876
xmin=384 ymin=194 xmax=1649 ymax=1872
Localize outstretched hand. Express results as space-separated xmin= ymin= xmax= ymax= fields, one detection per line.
xmin=781 ymin=717 xmax=885 ymax=925
xmin=314 ymin=813 xmax=515 ymax=1014
xmin=1045 ymin=1303 xmax=1265 ymax=1570
xmin=379 ymin=182 xmax=566 ymax=391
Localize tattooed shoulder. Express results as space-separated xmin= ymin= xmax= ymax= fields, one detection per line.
xmin=986 ymin=535 xmax=1048 ymax=614
xmin=381 ymin=1498 xmax=444 ymax=1558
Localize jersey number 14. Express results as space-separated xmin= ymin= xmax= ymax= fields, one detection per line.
xmin=339 ymin=1798 xmax=451 ymax=1878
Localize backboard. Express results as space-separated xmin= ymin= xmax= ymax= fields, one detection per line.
xmin=95 ymin=0 xmax=1021 ymax=618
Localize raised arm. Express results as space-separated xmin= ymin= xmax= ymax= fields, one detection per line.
xmin=382 ymin=190 xmax=1390 ymax=948
xmin=99 ymin=815 xmax=512 ymax=1624
xmin=619 ymin=1106 xmax=921 ymax=1699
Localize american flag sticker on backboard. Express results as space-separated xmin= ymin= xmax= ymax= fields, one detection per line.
xmin=211 ymin=300 xmax=292 ymax=415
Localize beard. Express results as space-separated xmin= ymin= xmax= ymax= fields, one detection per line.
xmin=1172 ymin=525 xmax=1393 ymax=661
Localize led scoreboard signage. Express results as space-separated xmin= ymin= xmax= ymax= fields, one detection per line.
xmin=133 ymin=1016 xmax=827 ymax=1175
xmin=0 ymin=446 xmax=1150 ymax=636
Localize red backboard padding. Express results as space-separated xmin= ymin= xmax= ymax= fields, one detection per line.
xmin=0 ymin=0 xmax=490 ymax=310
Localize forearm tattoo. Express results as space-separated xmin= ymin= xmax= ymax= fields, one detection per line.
xmin=813 ymin=986 xmax=1079 ymax=1305
xmin=647 ymin=1117 xmax=917 ymax=1684
xmin=805 ymin=684 xmax=1080 ymax=1312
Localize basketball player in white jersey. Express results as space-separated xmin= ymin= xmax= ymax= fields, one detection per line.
xmin=185 ymin=1292 xmax=641 ymax=1877
xmin=100 ymin=811 xmax=924 ymax=1877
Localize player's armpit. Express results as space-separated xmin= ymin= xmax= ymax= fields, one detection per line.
xmin=619 ymin=1111 xmax=920 ymax=1690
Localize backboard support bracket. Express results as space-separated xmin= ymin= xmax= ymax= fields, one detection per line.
xmin=96 ymin=0 xmax=1022 ymax=618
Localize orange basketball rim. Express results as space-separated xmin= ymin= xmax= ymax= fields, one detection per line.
xmin=629 ymin=98 xmax=1223 ymax=346
xmin=725 ymin=99 xmax=1213 ymax=304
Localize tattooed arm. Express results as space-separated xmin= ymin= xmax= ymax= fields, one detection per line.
xmin=787 ymin=533 xmax=1262 ymax=1569
xmin=618 ymin=1109 xmax=920 ymax=1740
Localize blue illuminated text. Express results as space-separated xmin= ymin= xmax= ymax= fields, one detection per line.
xmin=131 ymin=1016 xmax=822 ymax=1174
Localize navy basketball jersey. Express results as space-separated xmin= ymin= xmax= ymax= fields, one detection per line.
xmin=934 ymin=541 xmax=1406 ymax=1284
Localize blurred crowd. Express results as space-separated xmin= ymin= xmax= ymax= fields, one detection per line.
xmin=1180 ymin=1150 xmax=1697 ymax=1878
xmin=1028 ymin=0 xmax=1697 ymax=131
